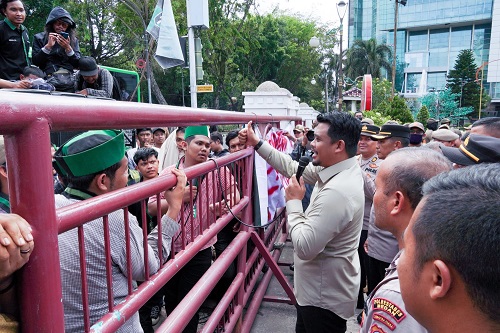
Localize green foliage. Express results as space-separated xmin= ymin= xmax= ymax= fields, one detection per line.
xmin=416 ymin=105 xmax=429 ymax=126
xmin=27 ymin=0 xmax=336 ymax=108
xmin=345 ymin=39 xmax=392 ymax=79
xmin=420 ymin=88 xmax=474 ymax=123
xmin=363 ymin=110 xmax=392 ymax=126
xmin=387 ymin=96 xmax=414 ymax=123
xmin=371 ymin=78 xmax=392 ymax=111
xmin=446 ymin=49 xmax=487 ymax=116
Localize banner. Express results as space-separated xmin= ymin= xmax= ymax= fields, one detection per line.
xmin=146 ymin=0 xmax=184 ymax=69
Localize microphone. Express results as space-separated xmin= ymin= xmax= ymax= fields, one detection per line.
xmin=296 ymin=155 xmax=311 ymax=181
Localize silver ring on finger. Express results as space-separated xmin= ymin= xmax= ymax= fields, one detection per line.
xmin=20 ymin=248 xmax=31 ymax=254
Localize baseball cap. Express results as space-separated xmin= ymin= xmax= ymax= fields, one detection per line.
xmin=294 ymin=125 xmax=305 ymax=133
xmin=432 ymin=129 xmax=459 ymax=142
xmin=409 ymin=122 xmax=425 ymax=132
xmin=152 ymin=127 xmax=166 ymax=134
xmin=79 ymin=56 xmax=98 ymax=76
xmin=440 ymin=134 xmax=500 ymax=166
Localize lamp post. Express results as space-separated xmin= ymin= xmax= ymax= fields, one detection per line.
xmin=391 ymin=0 xmax=407 ymax=98
xmin=336 ymin=0 xmax=348 ymax=110
xmin=311 ymin=68 xmax=329 ymax=112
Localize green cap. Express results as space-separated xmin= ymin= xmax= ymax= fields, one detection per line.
xmin=184 ymin=126 xmax=209 ymax=139
xmin=54 ymin=130 xmax=125 ymax=177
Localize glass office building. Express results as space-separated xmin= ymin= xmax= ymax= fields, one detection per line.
xmin=348 ymin=0 xmax=499 ymax=102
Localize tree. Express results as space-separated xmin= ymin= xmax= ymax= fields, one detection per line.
xmin=345 ymin=38 xmax=392 ymax=79
xmin=387 ymin=95 xmax=414 ymax=123
xmin=370 ymin=78 xmax=392 ymax=111
xmin=363 ymin=110 xmax=392 ymax=126
xmin=446 ymin=49 xmax=485 ymax=116
xmin=420 ymin=88 xmax=474 ymax=123
xmin=416 ymin=105 xmax=430 ymax=126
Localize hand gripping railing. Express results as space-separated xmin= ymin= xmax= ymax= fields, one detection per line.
xmin=0 ymin=90 xmax=299 ymax=332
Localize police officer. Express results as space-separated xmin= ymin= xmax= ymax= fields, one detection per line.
xmin=360 ymin=147 xmax=451 ymax=332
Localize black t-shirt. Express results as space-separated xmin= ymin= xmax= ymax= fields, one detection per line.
xmin=0 ymin=19 xmax=30 ymax=81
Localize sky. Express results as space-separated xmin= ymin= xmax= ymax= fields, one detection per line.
xmin=254 ymin=0 xmax=345 ymax=27
xmin=253 ymin=0 xmax=349 ymax=47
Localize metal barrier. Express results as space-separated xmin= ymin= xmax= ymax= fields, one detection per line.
xmin=0 ymin=91 xmax=300 ymax=332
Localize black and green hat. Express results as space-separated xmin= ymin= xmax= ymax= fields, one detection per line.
xmin=184 ymin=126 xmax=209 ymax=139
xmin=54 ymin=130 xmax=125 ymax=177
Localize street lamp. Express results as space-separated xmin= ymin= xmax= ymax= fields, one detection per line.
xmin=311 ymin=67 xmax=329 ymax=112
xmin=391 ymin=0 xmax=407 ymax=98
xmin=336 ymin=0 xmax=348 ymax=110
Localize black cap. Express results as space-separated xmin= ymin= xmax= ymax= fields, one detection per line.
xmin=371 ymin=124 xmax=410 ymax=140
xmin=360 ymin=124 xmax=380 ymax=137
xmin=79 ymin=56 xmax=98 ymax=76
xmin=440 ymin=134 xmax=500 ymax=166
xmin=152 ymin=127 xmax=166 ymax=134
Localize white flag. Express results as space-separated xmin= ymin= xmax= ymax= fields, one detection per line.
xmin=147 ymin=0 xmax=184 ymax=69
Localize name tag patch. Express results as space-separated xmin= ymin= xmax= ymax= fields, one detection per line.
xmin=370 ymin=324 xmax=387 ymax=333
xmin=373 ymin=313 xmax=396 ymax=330
xmin=372 ymin=298 xmax=406 ymax=322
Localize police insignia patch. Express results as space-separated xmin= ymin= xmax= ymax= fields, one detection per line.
xmin=373 ymin=313 xmax=396 ymax=330
xmin=370 ymin=324 xmax=387 ymax=333
xmin=372 ymin=298 xmax=406 ymax=322
xmin=369 ymin=163 xmax=379 ymax=168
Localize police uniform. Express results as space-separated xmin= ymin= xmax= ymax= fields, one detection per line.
xmin=356 ymin=124 xmax=382 ymax=308
xmin=361 ymin=251 xmax=427 ymax=333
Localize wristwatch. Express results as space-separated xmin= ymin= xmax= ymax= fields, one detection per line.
xmin=255 ymin=140 xmax=264 ymax=150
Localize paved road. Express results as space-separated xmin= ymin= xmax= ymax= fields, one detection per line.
xmin=250 ymin=241 xmax=362 ymax=333
xmin=154 ymin=240 xmax=362 ymax=332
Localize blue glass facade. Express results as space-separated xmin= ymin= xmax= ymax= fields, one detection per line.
xmin=348 ymin=0 xmax=494 ymax=96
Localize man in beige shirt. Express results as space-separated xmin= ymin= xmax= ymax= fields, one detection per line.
xmin=240 ymin=112 xmax=364 ymax=333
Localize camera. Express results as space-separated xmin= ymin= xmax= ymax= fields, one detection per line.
xmin=59 ymin=32 xmax=69 ymax=39
xmin=306 ymin=130 xmax=315 ymax=142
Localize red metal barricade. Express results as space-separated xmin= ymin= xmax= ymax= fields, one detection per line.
xmin=0 ymin=90 xmax=299 ymax=332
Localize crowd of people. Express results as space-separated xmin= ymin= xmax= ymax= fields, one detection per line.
xmin=0 ymin=0 xmax=125 ymax=98
xmin=0 ymin=113 xmax=499 ymax=332
xmin=237 ymin=114 xmax=500 ymax=333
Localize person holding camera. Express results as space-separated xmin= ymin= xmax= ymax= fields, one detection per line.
xmin=32 ymin=6 xmax=80 ymax=91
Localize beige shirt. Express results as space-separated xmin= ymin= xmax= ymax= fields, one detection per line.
xmin=257 ymin=142 xmax=365 ymax=319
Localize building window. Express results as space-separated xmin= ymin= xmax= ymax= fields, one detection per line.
xmin=408 ymin=31 xmax=428 ymax=52
xmin=406 ymin=73 xmax=422 ymax=93
xmin=427 ymin=72 xmax=447 ymax=92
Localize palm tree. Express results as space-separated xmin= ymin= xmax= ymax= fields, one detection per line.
xmin=345 ymin=38 xmax=392 ymax=79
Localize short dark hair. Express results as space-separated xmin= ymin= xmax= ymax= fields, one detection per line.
xmin=67 ymin=160 xmax=122 ymax=191
xmin=225 ymin=130 xmax=239 ymax=147
xmin=133 ymin=147 xmax=158 ymax=165
xmin=389 ymin=136 xmax=410 ymax=148
xmin=0 ymin=0 xmax=22 ymax=16
xmin=22 ymin=65 xmax=45 ymax=78
xmin=210 ymin=131 xmax=223 ymax=144
xmin=472 ymin=117 xmax=500 ymax=138
xmin=383 ymin=147 xmax=451 ymax=209
xmin=316 ymin=112 xmax=361 ymax=157
xmin=413 ymin=164 xmax=500 ymax=324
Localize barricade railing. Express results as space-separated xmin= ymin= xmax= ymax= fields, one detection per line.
xmin=0 ymin=90 xmax=300 ymax=332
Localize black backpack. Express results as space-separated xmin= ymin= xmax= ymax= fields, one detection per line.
xmin=110 ymin=75 xmax=123 ymax=101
